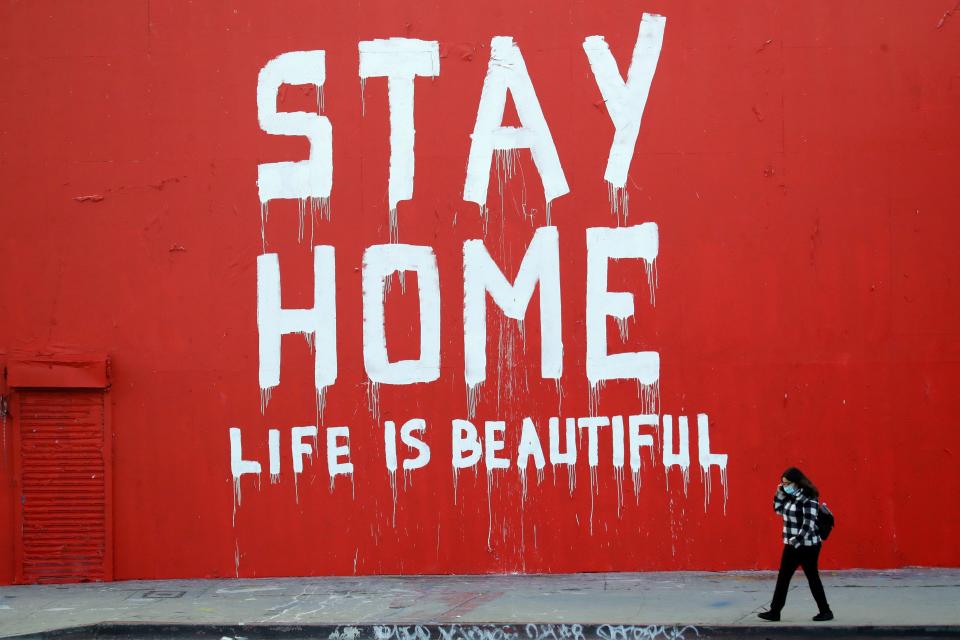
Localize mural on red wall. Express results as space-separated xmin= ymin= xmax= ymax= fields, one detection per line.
xmin=1 ymin=1 xmax=959 ymax=582
xmin=231 ymin=12 xmax=731 ymax=543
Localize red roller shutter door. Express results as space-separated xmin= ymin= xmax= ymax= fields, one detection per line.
xmin=11 ymin=381 xmax=113 ymax=584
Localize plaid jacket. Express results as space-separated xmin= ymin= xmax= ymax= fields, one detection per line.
xmin=774 ymin=487 xmax=821 ymax=547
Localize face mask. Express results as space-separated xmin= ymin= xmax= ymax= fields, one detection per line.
xmin=784 ymin=484 xmax=797 ymax=495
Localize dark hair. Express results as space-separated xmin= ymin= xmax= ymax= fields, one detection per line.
xmin=782 ymin=467 xmax=819 ymax=498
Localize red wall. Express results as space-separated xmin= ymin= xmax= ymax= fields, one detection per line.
xmin=2 ymin=0 xmax=960 ymax=583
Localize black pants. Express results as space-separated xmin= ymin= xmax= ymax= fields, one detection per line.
xmin=770 ymin=543 xmax=831 ymax=613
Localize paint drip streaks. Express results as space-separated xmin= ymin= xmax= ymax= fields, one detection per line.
xmin=232 ymin=478 xmax=242 ymax=527
xmin=259 ymin=386 xmax=273 ymax=414
xmin=589 ymin=465 xmax=597 ymax=535
xmin=298 ymin=331 xmax=315 ymax=353
xmin=297 ymin=197 xmax=330 ymax=244
xmin=702 ymin=465 xmax=730 ymax=514
xmin=494 ymin=148 xmax=519 ymax=212
xmin=388 ymin=469 xmax=398 ymax=525
xmin=515 ymin=156 xmax=530 ymax=221
xmin=637 ymin=379 xmax=660 ymax=415
xmin=486 ymin=468 xmax=494 ymax=551
xmin=616 ymin=316 xmax=630 ymax=341
xmin=232 ymin=473 xmax=259 ymax=527
xmin=452 ymin=466 xmax=459 ymax=505
xmin=297 ymin=199 xmax=308 ymax=242
xmin=607 ymin=181 xmax=629 ymax=223
xmin=259 ymin=202 xmax=269 ymax=252
xmin=315 ymin=388 xmax=327 ymax=426
xmin=383 ymin=270 xmax=407 ymax=296
xmin=631 ymin=466 xmax=642 ymax=504
xmin=554 ymin=378 xmax=565 ymax=418
xmin=466 ymin=382 xmax=482 ymax=420
xmin=519 ymin=469 xmax=528 ymax=566
xmin=495 ymin=315 xmax=528 ymax=417
xmin=316 ymin=196 xmax=331 ymax=221
xmin=674 ymin=465 xmax=691 ymax=496
xmin=388 ymin=207 xmax=399 ymax=243
xmin=360 ymin=78 xmax=366 ymax=116
xmin=366 ymin=381 xmax=381 ymax=424
xmin=614 ymin=466 xmax=625 ymax=516
xmin=293 ymin=468 xmax=300 ymax=504
xmin=645 ymin=258 xmax=659 ymax=306
xmin=587 ymin=380 xmax=605 ymax=417
xmin=631 ymin=417 xmax=659 ymax=503
xmin=344 ymin=467 xmax=356 ymax=499
xmin=479 ymin=204 xmax=489 ymax=235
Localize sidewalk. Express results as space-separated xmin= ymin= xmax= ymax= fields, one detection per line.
xmin=1 ymin=568 xmax=958 ymax=638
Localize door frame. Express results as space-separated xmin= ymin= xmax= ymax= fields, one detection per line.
xmin=8 ymin=352 xmax=112 ymax=584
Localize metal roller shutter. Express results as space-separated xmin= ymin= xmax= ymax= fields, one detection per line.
xmin=14 ymin=390 xmax=110 ymax=583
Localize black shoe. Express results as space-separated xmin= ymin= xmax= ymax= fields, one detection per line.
xmin=758 ymin=610 xmax=780 ymax=622
xmin=812 ymin=611 xmax=834 ymax=621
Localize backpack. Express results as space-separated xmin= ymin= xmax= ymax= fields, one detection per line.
xmin=817 ymin=502 xmax=835 ymax=540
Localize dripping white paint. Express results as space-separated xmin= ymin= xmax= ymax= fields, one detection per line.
xmin=450 ymin=412 xmax=728 ymax=513
xmin=228 ymin=412 xmax=728 ymax=513
xmin=256 ymin=15 xmax=666 ymax=238
xmin=257 ymin=224 xmax=659 ymax=409
xmin=235 ymin=8 xmax=736 ymax=531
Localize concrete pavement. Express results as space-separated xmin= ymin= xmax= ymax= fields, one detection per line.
xmin=1 ymin=568 xmax=958 ymax=638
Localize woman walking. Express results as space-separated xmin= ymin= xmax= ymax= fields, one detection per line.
xmin=758 ymin=467 xmax=834 ymax=622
